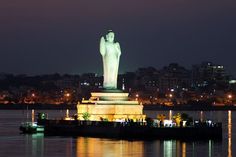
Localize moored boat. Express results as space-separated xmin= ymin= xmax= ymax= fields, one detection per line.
xmin=19 ymin=122 xmax=44 ymax=133
xmin=19 ymin=122 xmax=44 ymax=134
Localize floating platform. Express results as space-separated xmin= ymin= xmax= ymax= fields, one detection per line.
xmin=38 ymin=119 xmax=222 ymax=140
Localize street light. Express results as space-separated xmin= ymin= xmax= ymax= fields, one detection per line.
xmin=228 ymin=94 xmax=232 ymax=99
xmin=227 ymin=94 xmax=233 ymax=105
xmin=64 ymin=93 xmax=71 ymax=104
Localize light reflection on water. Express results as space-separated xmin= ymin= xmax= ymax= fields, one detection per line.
xmin=228 ymin=110 xmax=232 ymax=157
xmin=0 ymin=133 xmax=223 ymax=157
xmin=0 ymin=110 xmax=234 ymax=157
xmin=76 ymin=137 xmax=144 ymax=157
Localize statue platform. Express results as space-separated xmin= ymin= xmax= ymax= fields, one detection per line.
xmin=77 ymin=91 xmax=145 ymax=121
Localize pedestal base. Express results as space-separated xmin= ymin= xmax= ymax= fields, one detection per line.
xmin=77 ymin=92 xmax=146 ymax=121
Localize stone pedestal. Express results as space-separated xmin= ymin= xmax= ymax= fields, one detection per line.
xmin=77 ymin=91 xmax=146 ymax=121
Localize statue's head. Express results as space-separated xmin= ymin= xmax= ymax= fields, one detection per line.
xmin=106 ymin=31 xmax=115 ymax=43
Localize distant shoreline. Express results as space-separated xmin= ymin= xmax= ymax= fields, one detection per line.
xmin=0 ymin=103 xmax=76 ymax=110
xmin=0 ymin=103 xmax=236 ymax=111
xmin=143 ymin=105 xmax=236 ymax=111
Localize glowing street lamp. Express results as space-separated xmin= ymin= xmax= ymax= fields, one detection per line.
xmin=227 ymin=94 xmax=233 ymax=105
xmin=228 ymin=94 xmax=232 ymax=99
xmin=31 ymin=93 xmax=36 ymax=103
xmin=64 ymin=93 xmax=71 ymax=103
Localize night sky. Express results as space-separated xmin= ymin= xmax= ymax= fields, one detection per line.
xmin=0 ymin=0 xmax=236 ymax=76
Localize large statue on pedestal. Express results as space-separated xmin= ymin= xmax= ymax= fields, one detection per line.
xmin=77 ymin=30 xmax=145 ymax=122
xmin=100 ymin=30 xmax=121 ymax=89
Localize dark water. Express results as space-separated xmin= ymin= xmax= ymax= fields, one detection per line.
xmin=0 ymin=110 xmax=234 ymax=157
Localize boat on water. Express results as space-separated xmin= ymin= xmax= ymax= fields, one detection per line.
xmin=19 ymin=122 xmax=44 ymax=134
xmin=19 ymin=109 xmax=45 ymax=134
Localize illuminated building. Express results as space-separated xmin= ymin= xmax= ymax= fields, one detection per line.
xmin=159 ymin=63 xmax=190 ymax=92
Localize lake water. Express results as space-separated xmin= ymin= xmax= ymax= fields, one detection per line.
xmin=0 ymin=110 xmax=234 ymax=157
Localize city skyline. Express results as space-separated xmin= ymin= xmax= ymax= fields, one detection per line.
xmin=0 ymin=1 xmax=235 ymax=75
xmin=0 ymin=61 xmax=234 ymax=80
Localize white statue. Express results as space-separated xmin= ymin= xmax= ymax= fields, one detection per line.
xmin=100 ymin=31 xmax=121 ymax=89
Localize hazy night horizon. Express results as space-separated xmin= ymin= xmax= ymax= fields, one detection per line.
xmin=0 ymin=0 xmax=236 ymax=75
